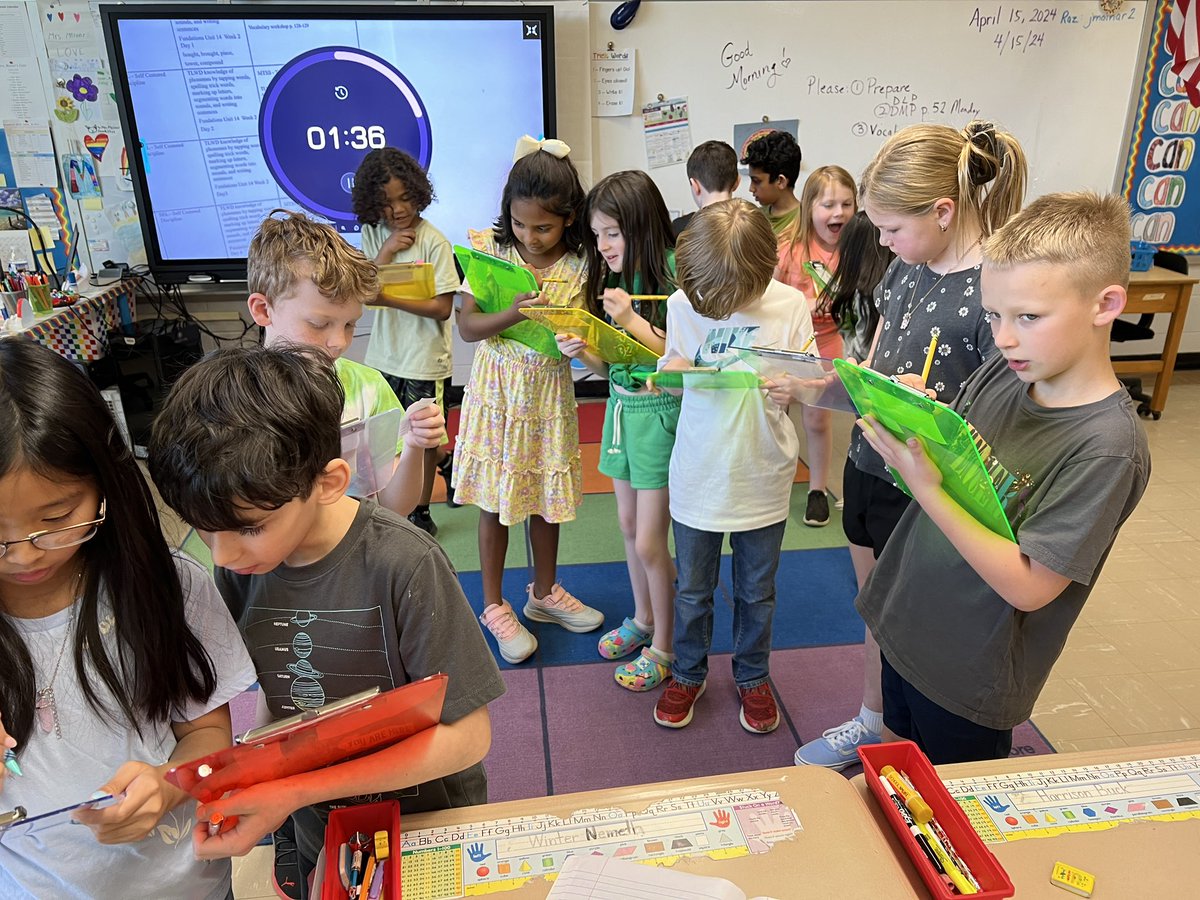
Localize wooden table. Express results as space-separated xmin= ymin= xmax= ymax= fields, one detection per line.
xmin=400 ymin=766 xmax=920 ymax=898
xmin=853 ymin=743 xmax=1200 ymax=898
xmin=1113 ymin=266 xmax=1197 ymax=419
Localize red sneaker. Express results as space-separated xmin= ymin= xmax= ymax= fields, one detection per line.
xmin=653 ymin=679 xmax=706 ymax=728
xmin=738 ymin=682 xmax=780 ymax=734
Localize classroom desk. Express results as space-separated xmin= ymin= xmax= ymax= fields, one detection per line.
xmin=399 ymin=765 xmax=921 ymax=898
xmin=4 ymin=277 xmax=139 ymax=363
xmin=852 ymin=742 xmax=1200 ymax=898
xmin=1112 ymin=266 xmax=1198 ymax=419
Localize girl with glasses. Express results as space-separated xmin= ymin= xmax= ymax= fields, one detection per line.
xmin=0 ymin=339 xmax=256 ymax=900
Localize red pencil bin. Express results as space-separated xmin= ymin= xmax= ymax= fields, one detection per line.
xmin=859 ymin=741 xmax=1014 ymax=899
xmin=321 ymin=800 xmax=401 ymax=900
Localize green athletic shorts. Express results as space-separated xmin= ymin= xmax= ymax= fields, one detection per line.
xmin=597 ymin=390 xmax=681 ymax=490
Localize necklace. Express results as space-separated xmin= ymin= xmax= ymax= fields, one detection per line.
xmin=32 ymin=575 xmax=82 ymax=740
xmin=899 ymin=238 xmax=982 ymax=330
xmin=35 ymin=606 xmax=76 ymax=739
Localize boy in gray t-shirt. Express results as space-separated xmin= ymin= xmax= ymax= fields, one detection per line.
xmin=855 ymin=192 xmax=1150 ymax=764
xmin=149 ymin=344 xmax=505 ymax=894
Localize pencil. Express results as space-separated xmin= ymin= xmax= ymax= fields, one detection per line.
xmin=920 ymin=327 xmax=940 ymax=384
xmin=799 ymin=333 xmax=816 ymax=354
xmin=540 ymin=277 xmax=569 ymax=283
xmin=628 ymin=294 xmax=669 ymax=301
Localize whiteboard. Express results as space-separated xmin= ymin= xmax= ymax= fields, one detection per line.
xmin=589 ymin=1 xmax=1152 ymax=213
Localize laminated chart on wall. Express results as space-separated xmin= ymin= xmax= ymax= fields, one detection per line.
xmin=400 ymin=788 xmax=801 ymax=899
xmin=944 ymin=754 xmax=1200 ymax=844
xmin=642 ymin=97 xmax=692 ymax=169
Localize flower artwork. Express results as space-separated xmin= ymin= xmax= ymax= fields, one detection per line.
xmin=54 ymin=96 xmax=79 ymax=123
xmin=66 ymin=74 xmax=99 ymax=103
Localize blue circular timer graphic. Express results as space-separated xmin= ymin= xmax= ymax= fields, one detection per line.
xmin=259 ymin=47 xmax=432 ymax=223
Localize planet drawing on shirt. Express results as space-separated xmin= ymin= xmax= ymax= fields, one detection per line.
xmin=290 ymin=610 xmax=318 ymax=627
xmin=292 ymin=632 xmax=313 ymax=659
xmin=288 ymin=658 xmax=326 ymax=708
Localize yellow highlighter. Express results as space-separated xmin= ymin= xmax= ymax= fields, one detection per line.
xmin=919 ymin=821 xmax=977 ymax=894
xmin=880 ymin=765 xmax=932 ymax=823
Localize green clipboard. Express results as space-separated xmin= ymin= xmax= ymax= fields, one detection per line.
xmin=454 ymin=245 xmax=560 ymax=358
xmin=519 ymin=306 xmax=660 ymax=366
xmin=649 ymin=368 xmax=761 ymax=390
xmin=833 ymin=359 xmax=1015 ymax=541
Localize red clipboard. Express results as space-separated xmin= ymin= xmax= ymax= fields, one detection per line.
xmin=167 ymin=674 xmax=448 ymax=803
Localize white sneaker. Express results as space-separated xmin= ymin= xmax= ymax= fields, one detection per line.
xmin=522 ymin=583 xmax=604 ymax=633
xmin=793 ymin=715 xmax=881 ymax=770
xmin=480 ymin=599 xmax=537 ymax=664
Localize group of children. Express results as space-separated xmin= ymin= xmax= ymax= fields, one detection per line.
xmin=0 ymin=120 xmax=1150 ymax=898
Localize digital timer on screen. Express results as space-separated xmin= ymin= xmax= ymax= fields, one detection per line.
xmin=102 ymin=4 xmax=554 ymax=282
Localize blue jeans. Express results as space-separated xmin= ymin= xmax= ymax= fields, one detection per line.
xmin=670 ymin=518 xmax=787 ymax=688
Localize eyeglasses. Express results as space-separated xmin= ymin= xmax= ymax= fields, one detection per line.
xmin=0 ymin=499 xmax=107 ymax=559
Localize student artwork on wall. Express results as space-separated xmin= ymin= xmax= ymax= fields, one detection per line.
xmin=1123 ymin=0 xmax=1200 ymax=253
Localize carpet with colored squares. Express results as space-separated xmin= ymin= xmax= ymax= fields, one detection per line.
xmin=200 ymin=398 xmax=1053 ymax=805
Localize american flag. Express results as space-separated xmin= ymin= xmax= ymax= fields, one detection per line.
xmin=1168 ymin=0 xmax=1200 ymax=105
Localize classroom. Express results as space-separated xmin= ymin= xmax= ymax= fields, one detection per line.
xmin=1 ymin=1 xmax=1199 ymax=898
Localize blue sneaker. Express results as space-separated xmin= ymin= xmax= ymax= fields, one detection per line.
xmin=793 ymin=716 xmax=881 ymax=770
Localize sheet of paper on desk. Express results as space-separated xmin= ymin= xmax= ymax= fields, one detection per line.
xmin=548 ymin=854 xmax=779 ymax=900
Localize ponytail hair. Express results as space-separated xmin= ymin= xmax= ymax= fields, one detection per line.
xmin=860 ymin=120 xmax=1027 ymax=244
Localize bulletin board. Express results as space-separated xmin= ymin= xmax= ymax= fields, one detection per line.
xmin=0 ymin=0 xmax=146 ymax=275
xmin=589 ymin=1 xmax=1154 ymax=215
xmin=1122 ymin=0 xmax=1200 ymax=253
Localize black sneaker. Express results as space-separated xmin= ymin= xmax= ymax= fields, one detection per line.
xmin=271 ymin=819 xmax=302 ymax=900
xmin=803 ymin=490 xmax=830 ymax=527
xmin=408 ymin=506 xmax=439 ymax=537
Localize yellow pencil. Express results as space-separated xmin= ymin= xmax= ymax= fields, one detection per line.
xmin=799 ymin=333 xmax=816 ymax=354
xmin=920 ymin=327 xmax=941 ymax=384
xmin=541 ymin=277 xmax=569 ymax=283
xmin=628 ymin=294 xmax=669 ymax=301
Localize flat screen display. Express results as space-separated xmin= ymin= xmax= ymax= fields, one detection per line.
xmin=101 ymin=4 xmax=555 ymax=282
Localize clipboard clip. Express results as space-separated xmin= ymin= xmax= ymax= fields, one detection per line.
xmin=0 ymin=807 xmax=29 ymax=832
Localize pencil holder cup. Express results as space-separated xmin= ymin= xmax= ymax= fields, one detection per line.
xmin=26 ymin=284 xmax=53 ymax=315
xmin=321 ymin=800 xmax=401 ymax=900
xmin=0 ymin=290 xmax=23 ymax=320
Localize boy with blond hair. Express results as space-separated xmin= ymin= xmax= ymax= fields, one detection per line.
xmin=651 ymin=199 xmax=814 ymax=733
xmin=856 ymin=191 xmax=1150 ymax=764
xmin=246 ymin=210 xmax=445 ymax=518
xmin=148 ymin=345 xmax=504 ymax=897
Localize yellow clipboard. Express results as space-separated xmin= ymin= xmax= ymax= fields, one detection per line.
xmin=519 ymin=306 xmax=659 ymax=366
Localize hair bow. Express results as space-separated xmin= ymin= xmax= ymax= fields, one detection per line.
xmin=513 ymin=135 xmax=571 ymax=162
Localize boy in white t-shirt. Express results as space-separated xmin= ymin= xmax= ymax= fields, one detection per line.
xmin=353 ymin=148 xmax=460 ymax=537
xmin=652 ymin=199 xmax=814 ymax=734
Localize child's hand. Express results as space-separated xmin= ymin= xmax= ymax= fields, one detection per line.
xmin=514 ymin=291 xmax=543 ymax=310
xmin=893 ymin=373 xmax=938 ymax=399
xmin=381 ymin=228 xmax=417 ymax=256
xmin=601 ymin=288 xmax=634 ymax=328
xmin=73 ymin=761 xmax=186 ymax=845
xmin=406 ymin=400 xmax=446 ymax=449
xmin=193 ymin=783 xmax=295 ymax=859
xmin=858 ymin=415 xmax=943 ymax=495
xmin=0 ymin=712 xmax=16 ymax=791
xmin=556 ymin=332 xmax=588 ymax=358
xmin=763 ymin=375 xmax=797 ymax=408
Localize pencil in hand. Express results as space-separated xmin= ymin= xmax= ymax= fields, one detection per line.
xmin=920 ymin=327 xmax=941 ymax=385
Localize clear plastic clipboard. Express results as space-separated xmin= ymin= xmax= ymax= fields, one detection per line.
xmin=0 ymin=793 xmax=117 ymax=842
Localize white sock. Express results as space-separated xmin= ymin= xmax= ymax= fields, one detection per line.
xmin=859 ymin=704 xmax=883 ymax=735
xmin=632 ymin=618 xmax=653 ymax=635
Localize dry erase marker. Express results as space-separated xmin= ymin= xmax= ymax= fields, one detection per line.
xmin=3 ymin=748 xmax=21 ymax=778
xmin=207 ymin=812 xmax=224 ymax=837
xmin=880 ymin=765 xmax=932 ymax=823
xmin=878 ymin=775 xmax=946 ymax=880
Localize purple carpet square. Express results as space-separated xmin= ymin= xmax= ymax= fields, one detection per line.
xmin=483 ymin=667 xmax=549 ymax=803
xmin=539 ymin=657 xmax=799 ymax=797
